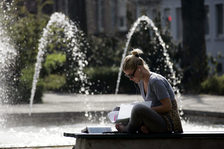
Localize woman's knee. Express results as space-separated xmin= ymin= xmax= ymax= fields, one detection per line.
xmin=131 ymin=104 xmax=160 ymax=119
xmin=131 ymin=104 xmax=151 ymax=116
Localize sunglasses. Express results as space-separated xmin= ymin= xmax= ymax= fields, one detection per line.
xmin=125 ymin=67 xmax=137 ymax=79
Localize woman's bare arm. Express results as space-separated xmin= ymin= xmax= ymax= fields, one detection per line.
xmin=151 ymin=98 xmax=172 ymax=113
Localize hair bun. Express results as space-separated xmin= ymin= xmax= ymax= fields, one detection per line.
xmin=131 ymin=48 xmax=143 ymax=57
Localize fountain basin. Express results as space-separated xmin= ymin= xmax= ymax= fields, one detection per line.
xmin=64 ymin=132 xmax=224 ymax=149
xmin=2 ymin=111 xmax=109 ymax=127
xmin=1 ymin=94 xmax=224 ymax=147
xmin=3 ymin=109 xmax=224 ymax=128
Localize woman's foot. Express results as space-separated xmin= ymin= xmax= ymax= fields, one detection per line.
xmin=115 ymin=123 xmax=126 ymax=132
xmin=140 ymin=125 xmax=149 ymax=134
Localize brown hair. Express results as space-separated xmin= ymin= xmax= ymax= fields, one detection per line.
xmin=122 ymin=48 xmax=149 ymax=71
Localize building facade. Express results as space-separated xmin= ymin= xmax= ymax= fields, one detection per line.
xmin=85 ymin=0 xmax=127 ymax=35
xmin=131 ymin=0 xmax=224 ymax=73
xmin=51 ymin=0 xmax=127 ymax=35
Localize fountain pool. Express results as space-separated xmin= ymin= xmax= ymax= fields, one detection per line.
xmin=0 ymin=121 xmax=224 ymax=148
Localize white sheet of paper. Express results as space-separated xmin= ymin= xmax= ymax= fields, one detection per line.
xmin=107 ymin=111 xmax=119 ymax=123
xmin=117 ymin=101 xmax=152 ymax=120
xmin=117 ymin=104 xmax=134 ymax=120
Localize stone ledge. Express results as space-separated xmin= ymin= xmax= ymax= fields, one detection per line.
xmin=64 ymin=131 xmax=224 ymax=139
xmin=183 ymin=109 xmax=224 ymax=118
xmin=64 ymin=132 xmax=224 ymax=149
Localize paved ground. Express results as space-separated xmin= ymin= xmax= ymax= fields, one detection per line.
xmin=1 ymin=93 xmax=224 ymax=115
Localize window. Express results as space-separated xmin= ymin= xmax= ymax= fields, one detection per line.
xmin=205 ymin=5 xmax=210 ymax=35
xmin=216 ymin=4 xmax=223 ymax=36
xmin=176 ymin=8 xmax=182 ymax=40
xmin=117 ymin=0 xmax=127 ymax=31
xmin=119 ymin=17 xmax=124 ymax=27
xmin=111 ymin=0 xmax=117 ymax=27
xmin=96 ymin=0 xmax=104 ymax=32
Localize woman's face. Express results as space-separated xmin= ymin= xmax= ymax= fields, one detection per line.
xmin=124 ymin=66 xmax=141 ymax=83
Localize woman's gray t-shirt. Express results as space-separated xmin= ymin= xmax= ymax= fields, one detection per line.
xmin=138 ymin=72 xmax=175 ymax=107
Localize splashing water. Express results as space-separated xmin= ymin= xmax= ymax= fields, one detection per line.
xmin=0 ymin=1 xmax=17 ymax=104
xmin=30 ymin=12 xmax=89 ymax=115
xmin=115 ymin=15 xmax=183 ymax=112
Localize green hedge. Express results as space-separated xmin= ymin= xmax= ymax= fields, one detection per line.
xmin=41 ymin=66 xmax=138 ymax=94
xmin=201 ymin=75 xmax=224 ymax=95
xmin=15 ymin=65 xmax=44 ymax=104
xmin=43 ymin=53 xmax=66 ymax=75
xmin=43 ymin=74 xmax=66 ymax=92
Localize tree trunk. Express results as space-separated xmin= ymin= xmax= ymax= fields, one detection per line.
xmin=181 ymin=0 xmax=208 ymax=92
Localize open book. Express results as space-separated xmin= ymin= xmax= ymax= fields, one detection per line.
xmin=107 ymin=101 xmax=152 ymax=124
xmin=81 ymin=126 xmax=112 ymax=133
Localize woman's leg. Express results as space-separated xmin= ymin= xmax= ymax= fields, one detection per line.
xmin=127 ymin=104 xmax=167 ymax=133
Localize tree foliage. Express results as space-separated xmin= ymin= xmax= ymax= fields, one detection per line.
xmin=86 ymin=35 xmax=124 ymax=67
